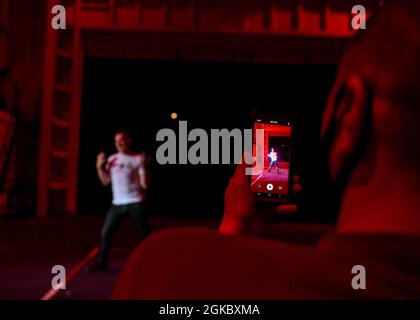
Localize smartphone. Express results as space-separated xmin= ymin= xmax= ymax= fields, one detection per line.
xmin=250 ymin=114 xmax=294 ymax=203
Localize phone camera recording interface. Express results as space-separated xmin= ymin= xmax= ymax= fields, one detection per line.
xmin=250 ymin=118 xmax=292 ymax=202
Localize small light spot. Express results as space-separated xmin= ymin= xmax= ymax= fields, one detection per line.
xmin=171 ymin=112 xmax=178 ymax=120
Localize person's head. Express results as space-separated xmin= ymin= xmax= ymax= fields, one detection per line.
xmin=271 ymin=148 xmax=275 ymax=153
xmin=321 ymin=1 xmax=420 ymax=230
xmin=114 ymin=131 xmax=132 ymax=154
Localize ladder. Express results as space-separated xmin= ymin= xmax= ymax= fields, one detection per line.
xmin=37 ymin=0 xmax=84 ymax=217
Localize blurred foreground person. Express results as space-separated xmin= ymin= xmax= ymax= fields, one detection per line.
xmin=113 ymin=1 xmax=420 ymax=298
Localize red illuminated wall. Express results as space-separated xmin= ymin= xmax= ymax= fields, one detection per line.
xmin=1 ymin=0 xmax=46 ymax=211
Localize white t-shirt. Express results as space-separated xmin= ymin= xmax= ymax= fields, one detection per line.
xmin=268 ymin=151 xmax=278 ymax=162
xmin=106 ymin=153 xmax=146 ymax=205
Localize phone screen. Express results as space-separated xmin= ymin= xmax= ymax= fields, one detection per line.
xmin=250 ymin=117 xmax=293 ymax=202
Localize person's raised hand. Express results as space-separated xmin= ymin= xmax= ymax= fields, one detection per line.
xmin=140 ymin=151 xmax=153 ymax=168
xmin=96 ymin=152 xmax=107 ymax=169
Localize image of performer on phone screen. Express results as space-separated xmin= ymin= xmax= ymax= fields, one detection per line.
xmin=268 ymin=147 xmax=280 ymax=174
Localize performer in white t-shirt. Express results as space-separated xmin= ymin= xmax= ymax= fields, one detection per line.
xmin=267 ymin=147 xmax=280 ymax=174
xmin=89 ymin=131 xmax=151 ymax=271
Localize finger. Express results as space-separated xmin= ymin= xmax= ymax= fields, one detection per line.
xmin=242 ymin=151 xmax=253 ymax=166
xmin=233 ymin=162 xmax=245 ymax=180
xmin=233 ymin=162 xmax=247 ymax=185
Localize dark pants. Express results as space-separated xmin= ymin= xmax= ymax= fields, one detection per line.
xmin=99 ymin=201 xmax=149 ymax=264
xmin=268 ymin=160 xmax=279 ymax=172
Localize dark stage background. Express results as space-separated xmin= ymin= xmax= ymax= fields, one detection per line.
xmin=78 ymin=58 xmax=337 ymax=222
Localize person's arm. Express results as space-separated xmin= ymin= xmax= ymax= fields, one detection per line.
xmin=138 ymin=153 xmax=152 ymax=190
xmin=96 ymin=152 xmax=111 ymax=186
